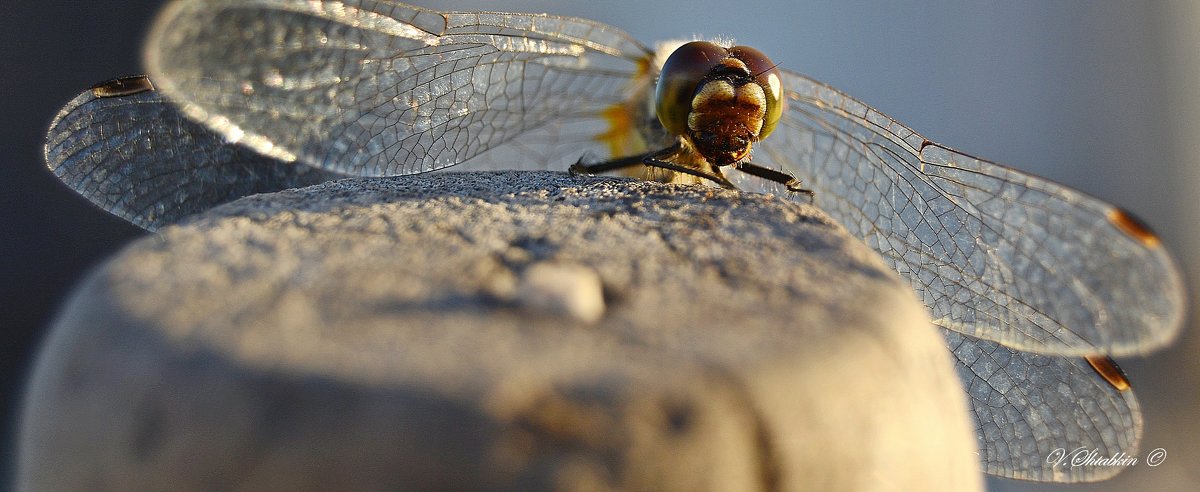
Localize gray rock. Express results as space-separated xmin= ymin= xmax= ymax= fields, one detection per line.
xmin=17 ymin=171 xmax=980 ymax=491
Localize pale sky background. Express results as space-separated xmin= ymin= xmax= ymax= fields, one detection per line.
xmin=3 ymin=1 xmax=1197 ymax=489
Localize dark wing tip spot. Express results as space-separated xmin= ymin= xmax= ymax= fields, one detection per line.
xmin=91 ymin=75 xmax=155 ymax=98
xmin=1107 ymin=208 xmax=1161 ymax=247
xmin=1085 ymin=355 xmax=1132 ymax=392
xmin=916 ymin=139 xmax=936 ymax=161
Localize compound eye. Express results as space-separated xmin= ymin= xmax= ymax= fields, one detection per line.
xmin=730 ymin=45 xmax=784 ymax=139
xmin=655 ymin=41 xmax=728 ymax=137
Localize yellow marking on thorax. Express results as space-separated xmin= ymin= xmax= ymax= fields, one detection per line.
xmin=594 ymin=54 xmax=654 ymax=159
xmin=596 ymin=104 xmax=640 ymax=158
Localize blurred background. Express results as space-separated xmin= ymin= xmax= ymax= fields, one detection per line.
xmin=2 ymin=0 xmax=1196 ymax=489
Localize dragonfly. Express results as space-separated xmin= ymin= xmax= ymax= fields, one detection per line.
xmin=45 ymin=0 xmax=1185 ymax=483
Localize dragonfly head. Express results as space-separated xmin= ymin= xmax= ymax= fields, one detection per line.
xmin=655 ymin=41 xmax=784 ymax=165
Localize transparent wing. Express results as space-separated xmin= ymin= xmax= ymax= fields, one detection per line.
xmin=143 ymin=0 xmax=651 ymax=177
xmin=45 ymin=75 xmax=343 ymax=231
xmin=943 ymin=330 xmax=1140 ymax=482
xmin=738 ymin=69 xmax=1177 ymax=481
xmin=746 ymin=69 xmax=1186 ymax=358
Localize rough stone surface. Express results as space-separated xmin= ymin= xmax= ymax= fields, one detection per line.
xmin=18 ymin=171 xmax=981 ymax=491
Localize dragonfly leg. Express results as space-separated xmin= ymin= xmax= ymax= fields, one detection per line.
xmin=571 ymin=151 xmax=654 ymax=175
xmin=570 ymin=141 xmax=682 ymax=175
xmin=734 ymin=161 xmax=815 ymax=200
xmin=642 ymin=157 xmax=738 ymax=189
xmin=572 ymin=141 xmax=737 ymax=190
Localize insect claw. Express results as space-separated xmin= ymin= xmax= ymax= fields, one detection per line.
xmin=786 ymin=179 xmax=812 ymax=193
xmin=784 ymin=179 xmax=815 ymax=202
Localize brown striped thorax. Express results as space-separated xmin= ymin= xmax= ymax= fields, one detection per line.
xmin=655 ymin=41 xmax=784 ymax=165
